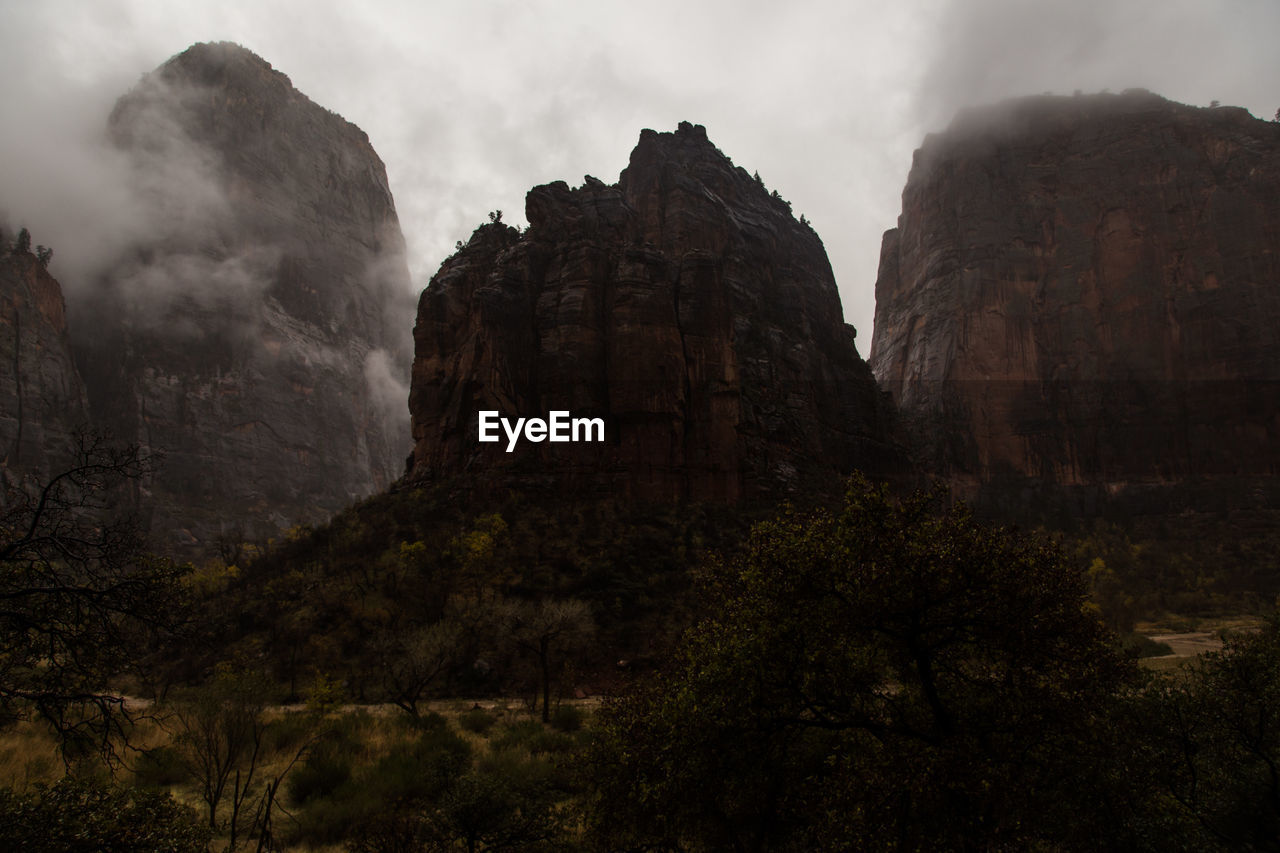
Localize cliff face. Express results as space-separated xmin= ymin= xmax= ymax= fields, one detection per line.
xmin=77 ymin=42 xmax=413 ymax=555
xmin=870 ymin=91 xmax=1280 ymax=516
xmin=0 ymin=249 xmax=90 ymax=489
xmin=408 ymin=122 xmax=900 ymax=501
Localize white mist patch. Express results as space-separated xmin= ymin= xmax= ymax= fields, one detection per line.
xmin=478 ymin=411 xmax=605 ymax=452
xmin=363 ymin=348 xmax=409 ymax=415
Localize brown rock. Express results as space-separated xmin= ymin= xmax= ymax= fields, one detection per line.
xmin=870 ymin=91 xmax=1280 ymax=516
xmin=0 ymin=247 xmax=90 ymax=488
xmin=408 ymin=122 xmax=901 ymax=501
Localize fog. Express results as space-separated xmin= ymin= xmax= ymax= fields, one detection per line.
xmin=0 ymin=0 xmax=1276 ymax=346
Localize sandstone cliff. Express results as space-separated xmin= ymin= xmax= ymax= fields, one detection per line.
xmin=408 ymin=122 xmax=900 ymax=501
xmin=76 ymin=42 xmax=414 ymax=555
xmin=870 ymin=91 xmax=1280 ymax=516
xmin=0 ymin=246 xmax=90 ymax=489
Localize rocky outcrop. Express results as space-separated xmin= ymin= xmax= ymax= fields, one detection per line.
xmin=408 ymin=122 xmax=901 ymax=501
xmin=76 ymin=42 xmax=414 ymax=556
xmin=870 ymin=91 xmax=1280 ymax=517
xmin=0 ymin=247 xmax=90 ymax=489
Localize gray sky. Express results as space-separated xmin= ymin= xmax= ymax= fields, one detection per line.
xmin=1 ymin=0 xmax=1277 ymax=348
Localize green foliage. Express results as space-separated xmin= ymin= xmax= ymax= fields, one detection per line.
xmin=1070 ymin=510 xmax=1280 ymax=626
xmin=587 ymin=476 xmax=1135 ymax=851
xmin=0 ymin=777 xmax=210 ymax=852
xmin=288 ymin=724 xmax=472 ymax=848
xmin=14 ymin=227 xmax=29 ymax=254
xmin=190 ymin=484 xmax=750 ymax=710
xmin=1129 ymin=619 xmax=1280 ymax=847
xmin=305 ymin=672 xmax=346 ymax=715
xmin=490 ymin=719 xmax=546 ymax=753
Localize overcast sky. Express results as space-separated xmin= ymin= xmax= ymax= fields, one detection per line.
xmin=1 ymin=0 xmax=1277 ymax=347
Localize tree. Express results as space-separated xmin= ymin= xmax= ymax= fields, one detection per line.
xmin=488 ymin=209 xmax=503 ymax=224
xmin=587 ymin=476 xmax=1134 ymax=851
xmin=0 ymin=431 xmax=188 ymax=760
xmin=169 ymin=666 xmax=270 ymax=837
xmin=373 ymin=617 xmax=463 ymax=719
xmin=502 ymin=598 xmax=593 ymax=723
xmin=1130 ymin=619 xmax=1280 ymax=848
xmin=34 ymin=246 xmax=51 ymax=267
xmin=14 ymin=227 xmax=30 ymax=254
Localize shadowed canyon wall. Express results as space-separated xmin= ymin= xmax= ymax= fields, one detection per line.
xmin=870 ymin=91 xmax=1280 ymax=518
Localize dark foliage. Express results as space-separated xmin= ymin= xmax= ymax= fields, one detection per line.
xmin=0 ymin=777 xmax=210 ymax=852
xmin=185 ymin=482 xmax=758 ymax=706
xmin=0 ymin=431 xmax=190 ymax=760
xmin=587 ymin=476 xmax=1138 ymax=851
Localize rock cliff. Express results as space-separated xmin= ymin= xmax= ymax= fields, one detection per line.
xmin=870 ymin=91 xmax=1280 ymax=517
xmin=408 ymin=122 xmax=900 ymax=501
xmin=76 ymin=42 xmax=414 ymax=555
xmin=0 ymin=245 xmax=90 ymax=489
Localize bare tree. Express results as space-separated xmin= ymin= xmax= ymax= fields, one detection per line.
xmin=169 ymin=667 xmax=270 ymax=835
xmin=374 ymin=617 xmax=463 ymax=719
xmin=502 ymin=599 xmax=594 ymax=722
xmin=0 ymin=430 xmax=187 ymax=760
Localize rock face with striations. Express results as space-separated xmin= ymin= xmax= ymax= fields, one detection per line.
xmin=870 ymin=91 xmax=1280 ymax=517
xmin=76 ymin=43 xmax=413 ymax=555
xmin=408 ymin=122 xmax=900 ymax=501
xmin=0 ymin=244 xmax=90 ymax=490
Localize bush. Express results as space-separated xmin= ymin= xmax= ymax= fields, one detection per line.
xmin=134 ymin=745 xmax=187 ymax=788
xmin=458 ymin=707 xmax=496 ymax=735
xmin=1121 ymin=633 xmax=1174 ymax=659
xmin=288 ymin=744 xmax=353 ymax=807
xmin=0 ymin=778 xmax=210 ymax=852
xmin=490 ymin=719 xmax=545 ymax=753
xmin=549 ymin=704 xmax=584 ymax=732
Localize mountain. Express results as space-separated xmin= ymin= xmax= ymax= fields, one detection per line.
xmin=870 ymin=90 xmax=1280 ymax=518
xmin=72 ymin=42 xmax=414 ymax=556
xmin=0 ymin=241 xmax=89 ymax=488
xmin=407 ymin=122 xmax=902 ymax=501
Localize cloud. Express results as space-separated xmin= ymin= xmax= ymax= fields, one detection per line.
xmin=363 ymin=347 xmax=410 ymax=420
xmin=0 ymin=0 xmax=1277 ymax=349
xmin=918 ymin=0 xmax=1280 ymax=130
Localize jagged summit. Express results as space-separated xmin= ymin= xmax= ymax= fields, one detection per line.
xmin=407 ymin=123 xmax=902 ymax=501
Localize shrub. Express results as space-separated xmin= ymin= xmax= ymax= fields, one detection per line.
xmin=490 ymin=719 xmax=544 ymax=753
xmin=0 ymin=778 xmax=210 ymax=852
xmin=288 ymin=744 xmax=353 ymax=806
xmin=133 ymin=745 xmax=187 ymax=788
xmin=549 ymin=704 xmax=584 ymax=732
xmin=526 ymin=729 xmax=576 ymax=755
xmin=458 ymin=707 xmax=496 ymax=735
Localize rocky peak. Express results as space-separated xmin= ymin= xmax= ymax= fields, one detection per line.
xmin=408 ymin=123 xmax=902 ymax=501
xmin=870 ymin=91 xmax=1280 ymax=517
xmin=76 ymin=43 xmax=414 ymax=557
